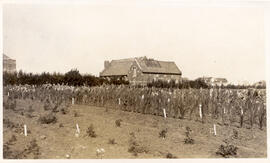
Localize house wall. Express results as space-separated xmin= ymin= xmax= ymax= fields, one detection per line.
xmin=127 ymin=61 xmax=181 ymax=85
xmin=3 ymin=59 xmax=16 ymax=73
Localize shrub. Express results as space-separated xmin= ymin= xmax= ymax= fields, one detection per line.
xmin=232 ymin=129 xmax=238 ymax=139
xmin=74 ymin=111 xmax=79 ymax=117
xmin=86 ymin=124 xmax=97 ymax=138
xmin=166 ymin=152 xmax=177 ymax=159
xmin=115 ymin=119 xmax=122 ymax=127
xmin=184 ymin=127 xmax=194 ymax=144
xmin=159 ymin=128 xmax=168 ymax=138
xmin=216 ymin=140 xmax=238 ymax=158
xmin=108 ymin=138 xmax=117 ymax=145
xmin=26 ymin=139 xmax=41 ymax=159
xmin=128 ymin=132 xmax=148 ymax=156
xmin=39 ymin=113 xmax=57 ymax=124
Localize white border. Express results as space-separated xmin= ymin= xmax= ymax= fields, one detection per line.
xmin=0 ymin=0 xmax=269 ymax=163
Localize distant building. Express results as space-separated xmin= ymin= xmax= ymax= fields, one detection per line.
xmin=100 ymin=56 xmax=182 ymax=85
xmin=3 ymin=54 xmax=16 ymax=73
xmin=197 ymin=76 xmax=228 ymax=86
xmin=253 ymin=80 xmax=266 ymax=88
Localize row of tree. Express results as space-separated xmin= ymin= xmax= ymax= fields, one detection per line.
xmin=3 ymin=69 xmax=265 ymax=89
xmin=3 ymin=69 xmax=129 ymax=86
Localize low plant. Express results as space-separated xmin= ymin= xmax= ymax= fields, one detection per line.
xmin=216 ymin=139 xmax=238 ymax=158
xmin=184 ymin=127 xmax=194 ymax=144
xmin=86 ymin=124 xmax=97 ymax=138
xmin=108 ymin=138 xmax=117 ymax=145
xmin=128 ymin=132 xmax=148 ymax=156
xmin=159 ymin=128 xmax=168 ymax=139
xmin=115 ymin=119 xmax=122 ymax=127
xmin=38 ymin=113 xmax=57 ymax=124
xmin=166 ymin=152 xmax=177 ymax=159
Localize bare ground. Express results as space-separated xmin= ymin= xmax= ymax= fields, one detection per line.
xmin=3 ymin=98 xmax=267 ymax=159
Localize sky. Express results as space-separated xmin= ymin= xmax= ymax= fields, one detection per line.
xmin=2 ymin=2 xmax=266 ymax=84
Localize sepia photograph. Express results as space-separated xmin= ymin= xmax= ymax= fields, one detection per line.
xmin=1 ymin=0 xmax=269 ymax=160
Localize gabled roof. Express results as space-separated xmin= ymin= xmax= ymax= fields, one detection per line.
xmin=100 ymin=57 xmax=182 ymax=76
xmin=100 ymin=58 xmax=134 ymax=76
xmin=3 ymin=54 xmax=15 ymax=61
xmin=136 ymin=57 xmax=181 ymax=75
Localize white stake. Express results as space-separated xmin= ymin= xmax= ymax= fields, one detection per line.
xmin=214 ymin=124 xmax=217 ymax=136
xmin=7 ymin=92 xmax=9 ymax=97
xmin=168 ymin=98 xmax=170 ymax=103
xmin=163 ymin=108 xmax=167 ymax=119
xmin=24 ymin=124 xmax=27 ymax=136
xmin=76 ymin=124 xmax=80 ymax=134
xmin=224 ymin=108 xmax=226 ymax=114
xmin=72 ymin=98 xmax=74 ymax=105
xmin=118 ymin=98 xmax=121 ymax=105
xmin=199 ymin=104 xmax=202 ymax=119
xmin=142 ymin=94 xmax=144 ymax=100
xmin=241 ymin=108 xmax=243 ymax=115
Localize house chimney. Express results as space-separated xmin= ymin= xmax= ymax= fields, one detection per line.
xmin=104 ymin=61 xmax=110 ymax=69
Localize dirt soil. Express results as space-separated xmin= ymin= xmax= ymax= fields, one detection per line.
xmin=3 ymin=97 xmax=267 ymax=159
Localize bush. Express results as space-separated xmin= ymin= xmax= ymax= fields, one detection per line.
xmin=108 ymin=138 xmax=117 ymax=145
xmin=159 ymin=128 xmax=168 ymax=138
xmin=166 ymin=152 xmax=177 ymax=159
xmin=128 ymin=132 xmax=148 ymax=156
xmin=184 ymin=127 xmax=194 ymax=144
xmin=86 ymin=124 xmax=97 ymax=138
xmin=39 ymin=113 xmax=57 ymax=124
xmin=115 ymin=119 xmax=122 ymax=127
xmin=216 ymin=140 xmax=238 ymax=158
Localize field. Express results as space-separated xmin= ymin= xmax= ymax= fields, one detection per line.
xmin=3 ymin=85 xmax=267 ymax=159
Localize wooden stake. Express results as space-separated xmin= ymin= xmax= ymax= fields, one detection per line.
xmin=72 ymin=98 xmax=74 ymax=105
xmin=214 ymin=124 xmax=217 ymax=136
xmin=199 ymin=104 xmax=202 ymax=119
xmin=76 ymin=124 xmax=80 ymax=134
xmin=118 ymin=98 xmax=121 ymax=105
xmin=163 ymin=109 xmax=167 ymax=119
xmin=24 ymin=124 xmax=27 ymax=136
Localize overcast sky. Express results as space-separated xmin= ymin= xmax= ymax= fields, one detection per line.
xmin=3 ymin=2 xmax=266 ymax=84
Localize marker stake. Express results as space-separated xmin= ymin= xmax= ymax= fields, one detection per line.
xmin=214 ymin=124 xmax=217 ymax=136
xmin=76 ymin=124 xmax=80 ymax=134
xmin=24 ymin=124 xmax=27 ymax=136
xmin=163 ymin=109 xmax=167 ymax=119
xmin=199 ymin=104 xmax=202 ymax=119
xmin=72 ymin=98 xmax=74 ymax=105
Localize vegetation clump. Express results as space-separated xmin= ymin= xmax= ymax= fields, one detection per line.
xmin=184 ymin=127 xmax=194 ymax=144
xmin=128 ymin=132 xmax=148 ymax=156
xmin=39 ymin=113 xmax=57 ymax=124
xmin=86 ymin=124 xmax=97 ymax=138
xmin=159 ymin=128 xmax=168 ymax=139
xmin=216 ymin=139 xmax=238 ymax=158
xmin=115 ymin=119 xmax=122 ymax=127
